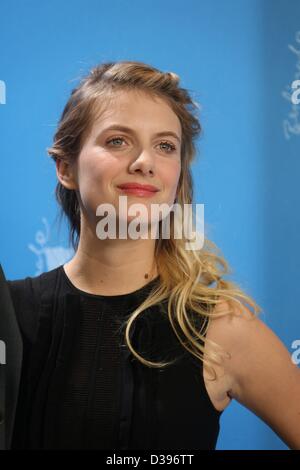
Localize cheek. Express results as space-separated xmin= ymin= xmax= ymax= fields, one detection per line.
xmin=78 ymin=152 xmax=116 ymax=187
xmin=162 ymin=161 xmax=181 ymax=189
xmin=77 ymin=155 xmax=117 ymax=209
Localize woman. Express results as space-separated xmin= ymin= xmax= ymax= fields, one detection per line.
xmin=7 ymin=61 xmax=300 ymax=450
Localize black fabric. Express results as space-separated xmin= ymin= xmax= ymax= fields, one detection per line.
xmin=0 ymin=264 xmax=23 ymax=450
xmin=6 ymin=265 xmax=223 ymax=450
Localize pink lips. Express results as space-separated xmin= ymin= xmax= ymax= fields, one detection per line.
xmin=116 ymin=183 xmax=159 ymax=198
xmin=117 ymin=182 xmax=159 ymax=192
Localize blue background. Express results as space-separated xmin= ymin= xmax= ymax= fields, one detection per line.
xmin=1 ymin=0 xmax=300 ymax=450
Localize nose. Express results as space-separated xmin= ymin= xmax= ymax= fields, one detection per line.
xmin=128 ymin=149 xmax=155 ymax=176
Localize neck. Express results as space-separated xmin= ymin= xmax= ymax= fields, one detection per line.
xmin=64 ymin=222 xmax=159 ymax=296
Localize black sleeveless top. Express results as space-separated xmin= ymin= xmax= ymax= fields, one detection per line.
xmin=7 ymin=265 xmax=223 ymax=450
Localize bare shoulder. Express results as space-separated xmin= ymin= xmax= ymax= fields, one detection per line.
xmin=203 ymin=297 xmax=300 ymax=449
xmin=202 ymin=297 xmax=264 ymax=412
xmin=201 ymin=298 xmax=246 ymax=412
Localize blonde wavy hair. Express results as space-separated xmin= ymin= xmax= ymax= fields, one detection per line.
xmin=47 ymin=60 xmax=262 ymax=381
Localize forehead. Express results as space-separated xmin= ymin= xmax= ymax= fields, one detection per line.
xmin=89 ymin=89 xmax=182 ymax=139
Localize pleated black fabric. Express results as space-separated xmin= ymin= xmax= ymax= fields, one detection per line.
xmin=7 ymin=265 xmax=223 ymax=450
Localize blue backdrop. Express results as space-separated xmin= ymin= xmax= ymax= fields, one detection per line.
xmin=1 ymin=0 xmax=299 ymax=450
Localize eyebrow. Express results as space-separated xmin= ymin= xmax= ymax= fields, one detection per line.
xmin=99 ymin=124 xmax=181 ymax=144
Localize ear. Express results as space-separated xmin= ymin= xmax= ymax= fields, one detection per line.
xmin=56 ymin=158 xmax=78 ymax=190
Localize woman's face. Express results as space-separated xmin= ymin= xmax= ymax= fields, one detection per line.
xmin=67 ymin=89 xmax=182 ymax=235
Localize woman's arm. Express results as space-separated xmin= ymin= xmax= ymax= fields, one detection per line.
xmin=211 ymin=300 xmax=300 ymax=450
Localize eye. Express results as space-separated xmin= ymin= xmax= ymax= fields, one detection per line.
xmin=159 ymin=141 xmax=177 ymax=153
xmin=106 ymin=136 xmax=126 ymax=147
xmin=106 ymin=136 xmax=177 ymax=154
